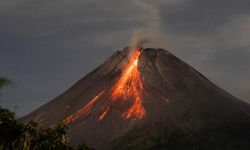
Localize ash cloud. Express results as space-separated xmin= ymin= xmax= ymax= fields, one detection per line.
xmin=128 ymin=0 xmax=183 ymax=49
xmin=129 ymin=30 xmax=151 ymax=48
xmin=128 ymin=0 xmax=162 ymax=48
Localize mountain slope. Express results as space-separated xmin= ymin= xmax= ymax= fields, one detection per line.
xmin=21 ymin=47 xmax=250 ymax=150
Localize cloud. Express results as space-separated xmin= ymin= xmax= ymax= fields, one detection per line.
xmin=1 ymin=0 xmax=250 ymax=116
xmin=160 ymin=0 xmax=250 ymax=36
xmin=127 ymin=0 xmax=187 ymax=48
xmin=218 ymin=15 xmax=250 ymax=48
xmin=131 ymin=0 xmax=161 ymax=30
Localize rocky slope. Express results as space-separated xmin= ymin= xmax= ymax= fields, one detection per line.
xmin=21 ymin=47 xmax=250 ymax=150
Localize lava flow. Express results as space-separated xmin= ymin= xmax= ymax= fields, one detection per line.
xmin=111 ymin=50 xmax=145 ymax=120
xmin=63 ymin=49 xmax=145 ymax=124
xmin=63 ymin=90 xmax=106 ymax=124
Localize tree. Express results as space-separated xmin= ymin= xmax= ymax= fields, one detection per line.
xmin=0 ymin=77 xmax=11 ymax=90
xmin=0 ymin=77 xmax=19 ymax=149
xmin=0 ymin=77 xmax=94 ymax=150
xmin=14 ymin=121 xmax=71 ymax=150
xmin=0 ymin=106 xmax=23 ymax=149
xmin=0 ymin=77 xmax=11 ymax=98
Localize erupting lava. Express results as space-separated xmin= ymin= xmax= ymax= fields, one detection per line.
xmin=111 ymin=50 xmax=145 ymax=120
xmin=64 ymin=90 xmax=106 ymax=124
xmin=64 ymin=49 xmax=145 ymax=124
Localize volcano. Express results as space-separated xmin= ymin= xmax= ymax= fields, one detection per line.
xmin=21 ymin=47 xmax=250 ymax=150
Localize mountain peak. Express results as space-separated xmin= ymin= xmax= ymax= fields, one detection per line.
xmin=21 ymin=47 xmax=250 ymax=150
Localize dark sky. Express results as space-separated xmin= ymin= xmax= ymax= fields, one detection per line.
xmin=0 ymin=0 xmax=249 ymax=116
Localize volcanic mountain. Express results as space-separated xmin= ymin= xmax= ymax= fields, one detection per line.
xmin=21 ymin=47 xmax=250 ymax=150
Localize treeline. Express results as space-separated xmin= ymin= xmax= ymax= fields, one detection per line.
xmin=0 ymin=107 xmax=94 ymax=150
xmin=0 ymin=77 xmax=94 ymax=150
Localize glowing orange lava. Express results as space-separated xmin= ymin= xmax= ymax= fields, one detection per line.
xmin=97 ymin=106 xmax=110 ymax=122
xmin=111 ymin=50 xmax=145 ymax=120
xmin=63 ymin=90 xmax=105 ymax=124
xmin=63 ymin=49 xmax=145 ymax=124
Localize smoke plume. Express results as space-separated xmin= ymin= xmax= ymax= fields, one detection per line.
xmin=128 ymin=0 xmax=168 ymax=48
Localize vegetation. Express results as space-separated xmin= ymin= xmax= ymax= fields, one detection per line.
xmin=0 ymin=77 xmax=11 ymax=97
xmin=0 ymin=77 xmax=94 ymax=150
xmin=0 ymin=77 xmax=11 ymax=88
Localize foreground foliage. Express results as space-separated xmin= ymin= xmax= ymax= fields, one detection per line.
xmin=0 ymin=77 xmax=93 ymax=150
xmin=0 ymin=106 xmax=93 ymax=150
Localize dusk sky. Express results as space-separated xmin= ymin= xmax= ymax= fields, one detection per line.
xmin=0 ymin=0 xmax=249 ymax=116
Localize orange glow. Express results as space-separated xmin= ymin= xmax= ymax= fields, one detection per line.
xmin=64 ymin=49 xmax=145 ymax=124
xmin=112 ymin=50 xmax=145 ymax=120
xmin=63 ymin=90 xmax=105 ymax=124
xmin=98 ymin=107 xmax=109 ymax=121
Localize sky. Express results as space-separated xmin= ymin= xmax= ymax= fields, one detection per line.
xmin=0 ymin=0 xmax=249 ymax=116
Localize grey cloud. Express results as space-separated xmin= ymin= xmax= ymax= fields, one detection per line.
xmin=160 ymin=0 xmax=250 ymax=36
xmin=0 ymin=0 xmax=249 ymax=116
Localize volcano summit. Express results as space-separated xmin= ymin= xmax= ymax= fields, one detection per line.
xmin=22 ymin=47 xmax=250 ymax=150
